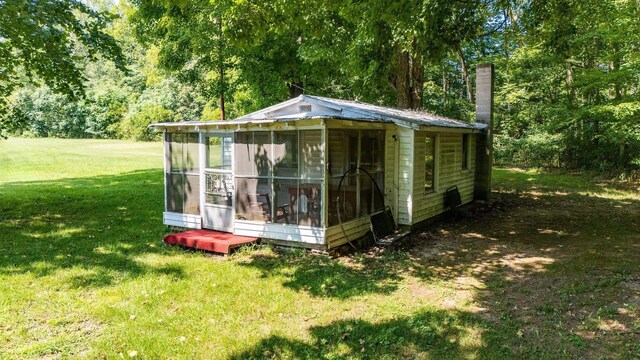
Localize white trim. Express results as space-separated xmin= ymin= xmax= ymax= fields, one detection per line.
xmin=163 ymin=212 xmax=202 ymax=229
xmin=163 ymin=131 xmax=169 ymax=212
xmin=322 ymin=125 xmax=328 ymax=229
xmin=198 ymin=132 xmax=206 ymax=223
xmin=234 ymin=220 xmax=325 ymax=245
xmin=202 ymin=134 xmax=235 ymax=232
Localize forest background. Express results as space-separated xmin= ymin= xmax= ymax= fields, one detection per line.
xmin=2 ymin=0 xmax=639 ymax=173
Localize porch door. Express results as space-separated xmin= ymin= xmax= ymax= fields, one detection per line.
xmin=203 ymin=134 xmax=234 ymax=232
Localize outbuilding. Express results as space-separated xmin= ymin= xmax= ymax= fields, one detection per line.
xmin=152 ymin=65 xmax=494 ymax=251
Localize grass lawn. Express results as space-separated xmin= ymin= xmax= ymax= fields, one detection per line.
xmin=0 ymin=137 xmax=638 ymax=359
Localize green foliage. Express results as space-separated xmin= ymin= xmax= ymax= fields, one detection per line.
xmin=0 ymin=0 xmax=125 ymax=128
xmin=3 ymin=0 xmax=639 ymax=171
xmin=118 ymin=104 xmax=171 ymax=141
xmin=494 ymin=133 xmax=566 ymax=168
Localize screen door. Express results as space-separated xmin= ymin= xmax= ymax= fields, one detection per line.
xmin=203 ymin=134 xmax=234 ymax=232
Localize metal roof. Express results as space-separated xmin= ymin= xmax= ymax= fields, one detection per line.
xmin=151 ymin=95 xmax=486 ymax=131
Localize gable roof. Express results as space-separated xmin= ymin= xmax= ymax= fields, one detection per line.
xmin=152 ymin=95 xmax=486 ymax=131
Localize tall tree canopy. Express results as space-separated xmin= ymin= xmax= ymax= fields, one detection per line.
xmin=0 ymin=0 xmax=125 ymax=129
xmin=2 ymin=0 xmax=639 ymax=172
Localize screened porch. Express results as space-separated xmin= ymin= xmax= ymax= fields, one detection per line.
xmin=161 ymin=124 xmax=388 ymax=246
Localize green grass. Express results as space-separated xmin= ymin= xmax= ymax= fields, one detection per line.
xmin=1 ymin=138 xmax=638 ymax=359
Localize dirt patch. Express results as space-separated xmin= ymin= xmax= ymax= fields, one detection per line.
xmin=394 ymin=187 xmax=640 ymax=359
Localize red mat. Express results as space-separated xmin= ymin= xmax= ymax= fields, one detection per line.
xmin=164 ymin=230 xmax=258 ymax=254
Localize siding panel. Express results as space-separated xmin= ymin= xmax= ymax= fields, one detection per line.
xmin=412 ymin=132 xmax=476 ymax=224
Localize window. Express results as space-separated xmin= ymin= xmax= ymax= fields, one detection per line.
xmin=166 ymin=133 xmax=200 ymax=215
xmin=328 ymin=129 xmax=385 ymax=226
xmin=425 ymin=135 xmax=436 ymax=192
xmin=234 ymin=130 xmax=323 ymax=227
xmin=207 ymin=135 xmax=232 ymax=170
xmin=462 ymin=134 xmax=470 ymax=170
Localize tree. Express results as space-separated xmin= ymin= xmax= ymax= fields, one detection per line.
xmin=0 ymin=0 xmax=125 ymax=132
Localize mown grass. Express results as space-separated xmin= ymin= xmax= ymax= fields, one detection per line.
xmin=0 ymin=138 xmax=638 ymax=359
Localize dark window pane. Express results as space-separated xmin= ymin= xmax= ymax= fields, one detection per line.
xmin=462 ymin=134 xmax=469 ymax=169
xmin=235 ymin=178 xmax=271 ymax=222
xmin=254 ymin=131 xmax=271 ymax=177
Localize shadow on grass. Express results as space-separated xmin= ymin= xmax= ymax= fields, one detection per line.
xmin=237 ymin=250 xmax=416 ymax=299
xmin=0 ymin=169 xmax=182 ymax=288
xmin=230 ymin=309 xmax=487 ymax=359
xmin=237 ymin=170 xmax=640 ymax=358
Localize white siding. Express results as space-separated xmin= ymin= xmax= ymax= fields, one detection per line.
xmin=163 ymin=212 xmax=202 ymax=229
xmin=396 ymin=127 xmax=414 ymax=225
xmin=234 ymin=220 xmax=325 ymax=245
xmin=411 ymin=132 xmax=476 ymax=223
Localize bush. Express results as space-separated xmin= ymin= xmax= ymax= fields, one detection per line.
xmin=117 ymin=104 xmax=172 ymax=141
xmin=494 ymin=132 xmax=565 ymax=168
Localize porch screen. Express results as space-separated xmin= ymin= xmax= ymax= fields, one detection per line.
xmin=328 ymin=129 xmax=385 ymax=226
xmin=234 ymin=130 xmax=324 ymax=227
xmin=166 ymin=133 xmax=200 ymax=215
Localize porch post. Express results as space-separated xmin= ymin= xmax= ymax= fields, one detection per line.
xmin=199 ymin=131 xmax=206 ymax=226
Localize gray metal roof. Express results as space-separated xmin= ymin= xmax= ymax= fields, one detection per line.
xmin=151 ymin=95 xmax=486 ymax=131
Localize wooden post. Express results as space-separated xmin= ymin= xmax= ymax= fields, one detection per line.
xmin=474 ymin=63 xmax=494 ymax=201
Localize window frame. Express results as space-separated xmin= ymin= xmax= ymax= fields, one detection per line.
xmin=424 ymin=134 xmax=437 ymax=193
xmin=462 ymin=133 xmax=471 ymax=171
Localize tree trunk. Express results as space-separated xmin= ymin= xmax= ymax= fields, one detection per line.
xmin=218 ymin=17 xmax=225 ymax=120
xmin=287 ymin=81 xmax=304 ymax=98
xmin=457 ymin=44 xmax=475 ymax=104
xmin=409 ymin=39 xmax=423 ymax=109
xmin=394 ymin=45 xmax=411 ymax=108
xmin=565 ymin=61 xmax=575 ymax=106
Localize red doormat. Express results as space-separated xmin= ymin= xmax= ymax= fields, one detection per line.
xmin=164 ymin=230 xmax=258 ymax=255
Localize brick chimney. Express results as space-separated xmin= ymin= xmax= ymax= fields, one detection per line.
xmin=474 ymin=63 xmax=494 ymax=201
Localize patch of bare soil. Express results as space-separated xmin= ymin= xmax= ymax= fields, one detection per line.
xmin=394 ymin=189 xmax=640 ymax=358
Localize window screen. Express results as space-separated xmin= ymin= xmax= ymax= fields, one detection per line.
xmin=328 ymin=129 xmax=385 ymax=226
xmin=166 ymin=133 xmax=200 ymax=215
xmin=234 ymin=130 xmax=324 ymax=227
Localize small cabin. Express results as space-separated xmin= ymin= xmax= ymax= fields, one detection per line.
xmin=152 ymin=64 xmax=495 ymax=251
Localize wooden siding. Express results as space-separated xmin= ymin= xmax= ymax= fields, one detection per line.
xmin=396 ymin=127 xmax=414 ymax=225
xmin=326 ymin=217 xmax=371 ymax=248
xmin=412 ymin=132 xmax=476 ymax=224
xmin=234 ymin=220 xmax=325 ymax=245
